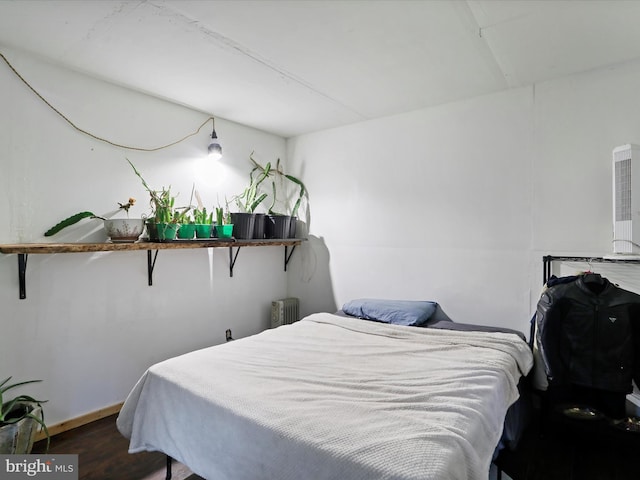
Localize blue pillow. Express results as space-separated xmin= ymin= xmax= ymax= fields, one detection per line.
xmin=342 ymin=299 xmax=438 ymax=327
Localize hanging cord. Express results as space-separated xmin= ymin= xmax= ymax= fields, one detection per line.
xmin=0 ymin=51 xmax=214 ymax=151
xmin=612 ymin=239 xmax=640 ymax=250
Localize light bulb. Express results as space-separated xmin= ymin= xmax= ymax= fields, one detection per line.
xmin=208 ymin=130 xmax=222 ymax=160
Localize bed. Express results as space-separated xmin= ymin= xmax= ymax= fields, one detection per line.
xmin=117 ymin=302 xmax=533 ymax=480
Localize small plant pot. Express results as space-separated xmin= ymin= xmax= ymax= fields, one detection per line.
xmin=0 ymin=404 xmax=41 ymax=454
xmin=156 ymin=223 xmax=179 ymax=241
xmin=103 ymin=218 xmax=145 ymax=243
xmin=265 ymin=214 xmax=291 ymax=239
xmin=253 ymin=213 xmax=266 ymax=239
xmin=194 ymin=224 xmax=212 ymax=239
xmin=177 ymin=224 xmax=196 ymax=239
xmin=231 ymin=213 xmax=256 ymax=239
xmin=288 ymin=216 xmax=297 ymax=238
xmin=145 ymin=220 xmax=159 ymax=241
xmin=215 ymin=224 xmax=234 ymax=239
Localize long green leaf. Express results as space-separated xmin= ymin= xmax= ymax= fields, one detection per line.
xmin=284 ymin=174 xmax=307 ymax=218
xmin=1 ymin=395 xmax=46 ymax=422
xmin=250 ymin=193 xmax=268 ymax=213
xmin=0 ymin=379 xmax=41 ymax=395
xmin=127 ymin=158 xmax=153 ymax=193
xmin=284 ymin=174 xmax=306 ymax=192
xmin=44 ymin=212 xmax=95 ymax=236
xmin=268 ymin=181 xmax=277 ymax=213
xmin=26 ymin=410 xmax=50 ymax=452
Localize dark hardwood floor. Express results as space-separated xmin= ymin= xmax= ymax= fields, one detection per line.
xmin=32 ymin=414 xmax=204 ymax=480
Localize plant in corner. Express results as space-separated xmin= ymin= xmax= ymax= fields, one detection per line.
xmin=233 ymin=156 xmax=271 ymax=214
xmin=247 ymin=154 xmax=309 ymax=239
xmin=0 ymin=377 xmax=49 ymax=454
xmin=230 ymin=154 xmax=271 ymax=239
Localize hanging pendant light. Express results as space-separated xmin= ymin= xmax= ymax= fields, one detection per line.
xmin=208 ymin=118 xmax=222 ymax=160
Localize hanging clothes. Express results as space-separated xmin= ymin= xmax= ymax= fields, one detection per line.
xmin=534 ymin=273 xmax=640 ymax=417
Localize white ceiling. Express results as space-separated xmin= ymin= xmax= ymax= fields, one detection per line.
xmin=1 ymin=0 xmax=640 ymax=138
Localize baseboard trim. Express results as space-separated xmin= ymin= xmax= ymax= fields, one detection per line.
xmin=36 ymin=402 xmax=124 ymax=441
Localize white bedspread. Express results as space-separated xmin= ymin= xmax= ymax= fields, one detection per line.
xmin=117 ymin=313 xmax=533 ymax=480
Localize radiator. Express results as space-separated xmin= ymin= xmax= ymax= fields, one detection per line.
xmin=271 ymin=297 xmax=300 ymax=328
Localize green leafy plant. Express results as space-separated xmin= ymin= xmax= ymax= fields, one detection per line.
xmin=216 ymin=206 xmax=231 ymax=225
xmin=1 ymin=377 xmax=49 ymax=452
xmin=215 ymin=195 xmax=232 ymax=225
xmin=127 ymin=159 xmax=180 ymax=223
xmin=233 ymin=153 xmax=271 ymax=213
xmin=44 ymin=198 xmax=137 ymax=236
xmin=194 ymin=207 xmax=213 ymax=224
xmin=283 ymin=171 xmax=307 ymax=219
xmin=247 ymin=154 xmax=309 ymax=219
xmin=153 ymin=188 xmax=178 ymax=223
xmin=176 ymin=184 xmax=197 ymax=225
xmin=44 ymin=211 xmax=96 ymax=237
xmin=178 ymin=212 xmax=194 ymax=224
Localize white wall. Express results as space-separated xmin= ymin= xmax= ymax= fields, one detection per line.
xmin=6 ymin=44 xmax=640 ymax=430
xmin=0 ymin=46 xmax=288 ymax=426
xmin=287 ymin=58 xmax=640 ymax=335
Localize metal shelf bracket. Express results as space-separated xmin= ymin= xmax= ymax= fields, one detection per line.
xmin=229 ymin=246 xmax=241 ymax=277
xmin=18 ymin=253 xmax=28 ymax=299
xmin=284 ymin=245 xmax=296 ymax=271
xmin=147 ymin=250 xmax=160 ymax=286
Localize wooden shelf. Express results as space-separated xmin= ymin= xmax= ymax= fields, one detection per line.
xmin=0 ymin=239 xmax=303 ymax=299
xmin=0 ymin=239 xmax=301 ymax=254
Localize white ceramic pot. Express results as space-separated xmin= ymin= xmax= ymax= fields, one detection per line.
xmin=103 ymin=218 xmax=145 ymax=243
xmin=0 ymin=404 xmax=41 ymax=454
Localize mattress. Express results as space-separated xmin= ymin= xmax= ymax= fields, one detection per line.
xmin=117 ymin=312 xmax=533 ymax=480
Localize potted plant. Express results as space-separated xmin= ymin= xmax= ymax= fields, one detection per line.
xmin=232 ymin=154 xmax=272 ymax=239
xmin=152 ymin=188 xmax=180 ymax=241
xmin=127 ymin=159 xmax=182 ymax=241
xmin=215 ymin=206 xmax=233 ymax=239
xmin=281 ymin=169 xmax=308 ymax=238
xmin=177 ymin=211 xmax=196 ymax=239
xmin=193 ymin=207 xmax=213 ymax=239
xmin=0 ymin=377 xmax=49 ymax=454
xmin=44 ymin=198 xmax=145 ymax=242
xmin=246 ymin=154 xmax=309 ymax=239
xmin=102 ymin=198 xmax=145 ymax=243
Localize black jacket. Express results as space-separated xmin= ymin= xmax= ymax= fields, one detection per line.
xmin=535 ymin=273 xmax=640 ymax=394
